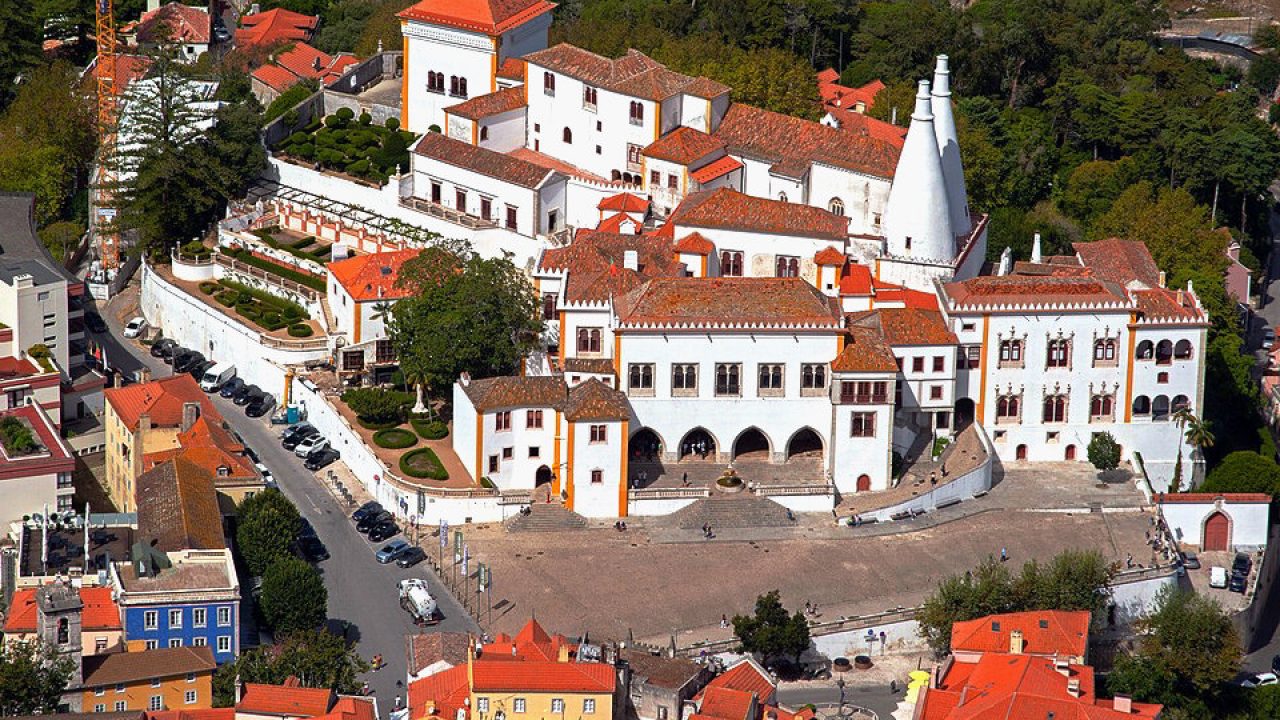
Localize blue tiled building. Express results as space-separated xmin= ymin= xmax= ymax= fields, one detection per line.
xmin=111 ymin=549 xmax=241 ymax=664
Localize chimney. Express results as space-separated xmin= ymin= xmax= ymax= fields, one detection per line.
xmin=1031 ymin=233 xmax=1042 ymax=264
xmin=459 ymin=372 xmax=471 ymax=387
xmin=1009 ymin=629 xmax=1024 ymax=655
xmin=136 ymin=367 xmax=151 ymax=384
xmin=881 ymin=79 xmax=953 ymax=264
xmin=1158 ymin=270 xmax=1166 ymax=288
xmin=998 ymin=246 xmax=1013 ymax=276
xmin=181 ymin=402 xmax=201 ymax=432
xmin=1113 ymin=695 xmax=1132 ymax=713
xmin=1228 ymin=241 xmax=1241 ymax=262
xmin=931 ymin=54 xmax=970 ymax=236
xmin=557 ymin=644 xmax=570 ymax=663
xmin=313 ymin=56 xmax=323 ymax=71
xmin=1067 ymin=678 xmax=1081 ymax=698
xmin=250 ymin=2 xmax=259 ymax=13
xmin=623 ymin=250 xmax=639 ymax=272
xmin=1054 ymin=656 xmax=1070 ymax=677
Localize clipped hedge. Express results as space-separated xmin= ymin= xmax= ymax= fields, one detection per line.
xmin=411 ymin=418 xmax=449 ymax=440
xmin=287 ymin=323 xmax=313 ymax=338
xmin=373 ymin=428 xmax=418 ymax=449
xmin=215 ymin=291 xmax=237 ymax=307
xmin=198 ymin=281 xmax=218 ymax=295
xmin=224 ymin=248 xmax=327 ymax=291
xmin=400 ymin=447 xmax=448 ymax=480
xmin=357 ymin=417 xmax=401 ymax=431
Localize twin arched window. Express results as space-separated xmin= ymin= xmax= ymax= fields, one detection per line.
xmin=829 ymin=198 xmax=845 ymax=216
xmin=1042 ymin=395 xmax=1067 ymax=423
xmin=996 ymin=395 xmax=1021 ymax=422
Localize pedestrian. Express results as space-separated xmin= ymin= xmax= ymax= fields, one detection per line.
xmin=1000 ymin=547 xmax=1008 ymax=562
xmin=930 ymin=472 xmax=937 ymax=487
xmin=682 ymin=471 xmax=689 ymax=486
xmin=890 ymin=679 xmax=897 ymax=694
xmin=804 ymin=601 xmax=811 ymax=615
xmin=721 ymin=614 xmax=729 ymax=629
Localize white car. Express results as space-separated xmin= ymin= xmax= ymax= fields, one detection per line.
xmin=123 ymin=317 xmax=147 ymax=338
xmin=1243 ymin=672 xmax=1278 ymax=688
xmin=1265 ymin=327 xmax=1277 ymax=350
xmin=294 ymin=434 xmax=329 ymax=458
xmin=1210 ymin=566 xmax=1228 ymax=588
xmin=254 ymin=462 xmax=275 ymax=487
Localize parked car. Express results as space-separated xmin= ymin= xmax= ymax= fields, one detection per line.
xmin=297 ymin=535 xmax=329 ymax=562
xmin=123 ymin=317 xmax=147 ymax=338
xmin=151 ymin=338 xmax=177 ymax=358
xmin=283 ymin=425 xmax=319 ymax=450
xmin=294 ymin=434 xmax=329 ymax=458
xmin=376 ymin=539 xmax=411 ymax=563
xmin=281 ymin=422 xmax=315 ymax=444
xmin=232 ymin=384 xmax=260 ymax=406
xmin=163 ymin=346 xmax=186 ymax=365
xmin=218 ymin=376 xmax=245 ymax=398
xmin=84 ymin=312 xmax=108 ymax=334
xmin=356 ymin=510 xmax=392 ymax=533
xmin=189 ymin=360 xmax=216 ymax=381
xmin=1265 ymin=327 xmax=1277 ymax=350
xmin=1233 ymin=552 xmax=1253 ymax=576
xmin=368 ymin=520 xmax=400 ymax=542
xmin=1243 ymin=672 xmax=1278 ymax=688
xmin=396 ymin=546 xmax=426 ymax=568
xmin=1180 ymin=552 xmax=1200 ymax=570
xmin=1230 ymin=571 xmax=1248 ymax=594
xmin=246 ymin=394 xmax=276 ymax=418
xmin=1210 ymin=566 xmax=1228 ymax=588
xmin=174 ymin=351 xmax=205 ymax=374
xmin=199 ymin=362 xmax=236 ymax=392
xmin=299 ymin=518 xmax=316 ymax=538
xmin=352 ymin=501 xmax=382 ymax=523
xmin=304 ymin=447 xmax=340 ymax=471
xmin=254 ymin=462 xmax=275 ymax=487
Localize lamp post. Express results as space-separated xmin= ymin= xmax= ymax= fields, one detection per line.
xmin=836 ymin=677 xmax=845 ymax=708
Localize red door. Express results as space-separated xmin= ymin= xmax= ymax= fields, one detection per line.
xmin=1065 ymin=445 xmax=1076 ymax=461
xmin=1203 ymin=512 xmax=1230 ymax=551
xmin=856 ymin=474 xmax=871 ymax=492
xmin=1016 ymin=444 xmax=1028 ymax=460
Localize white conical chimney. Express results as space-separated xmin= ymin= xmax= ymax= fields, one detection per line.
xmin=931 ymin=55 xmax=970 ymax=237
xmin=883 ymin=80 xmax=953 ymax=262
xmin=1031 ymin=232 xmax=1042 ymax=263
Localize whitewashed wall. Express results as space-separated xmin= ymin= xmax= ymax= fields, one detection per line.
xmin=1162 ymin=500 xmax=1270 ymax=550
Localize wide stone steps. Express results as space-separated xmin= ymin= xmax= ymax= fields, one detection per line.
xmin=504 ymin=503 xmax=589 ymax=533
xmin=667 ymin=494 xmax=796 ymax=530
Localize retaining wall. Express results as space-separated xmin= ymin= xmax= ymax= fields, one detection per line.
xmin=867 ymin=423 xmax=996 ymax=523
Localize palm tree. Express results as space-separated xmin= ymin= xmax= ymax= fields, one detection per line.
xmin=370 ymin=301 xmax=395 ymax=327
xmin=1184 ymin=415 xmax=1216 ymax=459
xmin=1171 ymin=408 xmax=1214 ymax=491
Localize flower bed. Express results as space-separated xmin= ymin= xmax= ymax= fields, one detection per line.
xmin=212 ymin=280 xmax=309 ymax=332
xmin=411 ymin=418 xmax=449 ymax=440
xmin=400 ymin=447 xmax=448 ymax=480
xmin=274 ymin=109 xmax=417 ymax=186
xmin=373 ymin=427 xmax=418 ymax=449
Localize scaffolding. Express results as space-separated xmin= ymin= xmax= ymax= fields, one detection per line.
xmin=93 ymin=0 xmax=120 ymax=271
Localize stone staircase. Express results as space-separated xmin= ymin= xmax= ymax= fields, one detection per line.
xmin=504 ymin=503 xmax=589 ymax=533
xmin=666 ymin=494 xmax=796 ymax=530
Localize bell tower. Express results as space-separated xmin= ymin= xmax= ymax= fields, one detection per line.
xmin=37 ymin=578 xmax=84 ymax=711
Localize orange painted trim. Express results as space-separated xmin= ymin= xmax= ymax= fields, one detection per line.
xmin=704 ymin=99 xmax=711 ymax=133
xmin=612 ymin=333 xmax=621 ymax=377
xmin=552 ymin=410 xmax=562 ymax=496
xmin=618 ymin=420 xmax=630 ymax=517
xmin=565 ymin=422 xmax=575 ymax=510
xmin=1124 ymin=313 xmax=1138 ymax=422
xmin=558 ymin=310 xmax=566 ymax=368
xmin=474 ymin=413 xmax=484 ymax=483
xmin=976 ymin=314 xmax=990 ymax=422
xmin=400 ymin=27 xmax=409 ymax=130
xmin=490 ymin=37 xmax=498 ymax=93
xmin=470 ymin=118 xmax=477 ymax=145
xmin=653 ymin=102 xmax=660 ymax=142
xmin=700 ymin=254 xmax=707 ymax=277
xmin=353 ymin=301 xmax=362 ymax=344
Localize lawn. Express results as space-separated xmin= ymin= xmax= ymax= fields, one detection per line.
xmin=400 ymin=447 xmax=448 ymax=481
xmin=222 ymin=247 xmax=327 ymax=292
xmin=200 ymin=279 xmax=313 ymax=335
xmin=250 ymin=227 xmax=332 ymax=264
xmin=274 ymin=108 xmax=417 ymax=186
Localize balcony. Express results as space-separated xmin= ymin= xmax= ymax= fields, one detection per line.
xmin=399 ymin=196 xmax=498 ymax=230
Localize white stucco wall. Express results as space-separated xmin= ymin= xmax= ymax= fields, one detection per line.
xmin=808 ymin=163 xmax=890 ymax=237
xmin=1161 ymin=500 xmax=1270 ymax=550
xmin=568 ymin=418 xmax=624 ymax=518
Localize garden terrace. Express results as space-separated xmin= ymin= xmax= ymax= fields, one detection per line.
xmin=329 ymin=390 xmax=473 ymax=490
xmin=238 ymin=179 xmax=444 ymax=250
xmin=272 ymin=108 xmax=417 ymax=187
xmin=199 ymin=279 xmax=315 ymax=336
xmin=248 ymin=225 xmax=338 ymax=265
xmin=216 ymin=248 xmax=327 ymax=294
xmin=152 ymin=263 xmax=325 ymax=346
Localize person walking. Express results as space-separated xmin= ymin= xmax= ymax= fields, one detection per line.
xmin=1000 ymin=547 xmax=1008 ymax=562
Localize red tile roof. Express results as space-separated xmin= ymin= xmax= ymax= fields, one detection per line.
xmin=136 ymin=456 xmax=226 ymax=551
xmin=508 ymin=147 xmax=609 ymax=183
xmin=597 ymin=212 xmax=641 ymax=234
xmin=690 ymin=155 xmax=744 ymax=184
xmin=82 ymin=646 xmax=215 ymax=686
xmin=707 ymin=658 xmax=774 ymax=702
xmin=872 ymin=284 xmax=940 ymax=311
xmin=4 ymin=586 xmax=122 ymax=633
xmin=643 ymin=127 xmax=725 ymax=165
xmin=446 ymin=86 xmax=527 ymax=121
xmin=328 ymin=249 xmax=419 ymax=303
xmin=950 ymin=611 xmax=1090 ymax=657
xmin=673 ymin=232 xmax=714 ymax=255
xmin=149 ymin=709 xmax=235 ymax=720
xmin=943 ymin=276 xmax=1128 ymax=311
xmin=471 ymin=659 xmax=616 ymax=692
xmin=839 ymin=264 xmax=873 ymax=296
xmin=599 ymin=192 xmax=648 ymax=213
xmin=92 ymin=54 xmax=153 ymax=92
xmin=831 ymin=327 xmax=898 ymax=373
xmin=238 ymin=683 xmax=334 ymax=717
xmin=814 ymin=246 xmax=845 ymax=266
xmin=417 ymin=134 xmax=555 ymax=188
xmin=407 ymin=632 xmax=472 ymax=675
xmin=564 ymin=378 xmax=630 ymax=421
xmin=670 ymin=188 xmax=848 ymax=240
xmin=849 ymin=308 xmax=957 ymax=347
xmin=1072 ymin=239 xmax=1162 ymax=288
xmin=251 ymin=63 xmax=301 ymax=94
xmin=1131 ymin=288 xmax=1207 ymax=323
xmin=0 ymin=356 xmax=41 ymax=379
xmin=616 ymin=277 xmax=842 ymax=330
xmin=408 ymin=665 xmax=470 ymax=720
xmin=104 ymin=374 xmax=218 ymax=431
xmin=825 ymin=109 xmax=906 ymax=148
xmin=539 ymin=231 xmax=684 ymax=304
xmin=236 ymin=8 xmax=318 ymax=47
xmin=818 ymin=73 xmax=884 ymax=112
xmin=1159 ymin=492 xmax=1272 ymax=504
xmin=715 ymin=104 xmax=899 ymax=180
xmin=316 ymin=697 xmax=377 ymax=720
xmin=274 ymin=43 xmax=359 ymax=86
xmin=397 ymin=0 xmax=556 ymax=35
xmin=523 ymin=44 xmax=715 ymax=101
xmin=699 ymin=687 xmax=755 ymax=720
xmin=138 ymin=2 xmax=211 ymax=44
xmin=496 ymin=57 xmax=526 ymax=81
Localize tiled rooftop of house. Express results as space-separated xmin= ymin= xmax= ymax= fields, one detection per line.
xmin=328 ymin=249 xmax=420 ymax=302
xmin=407 ymin=631 xmax=472 ymax=675
xmin=4 ymin=586 xmax=122 ymax=632
xmin=669 ymin=188 xmax=849 ymax=240
xmin=416 ymin=133 xmax=555 ymax=189
xmin=237 ymin=682 xmax=334 ymax=717
xmin=539 ymin=231 xmax=683 ymax=304
xmin=715 ymin=103 xmax=900 ymax=180
xmin=614 ymin=277 xmax=842 ymax=329
xmin=523 ymin=44 xmax=720 ymax=102
xmin=831 ymin=326 xmax=898 ymax=373
xmin=461 ymin=377 xmax=627 ymax=419
xmin=104 ymin=374 xmax=219 ymax=430
xmin=398 ymin=0 xmax=557 ymax=35
xmin=235 ymin=8 xmax=318 ymax=46
xmin=446 ymin=86 xmax=528 ymax=120
xmin=136 ymin=456 xmax=226 ymax=551
xmin=137 ymin=2 xmax=210 ymax=44
xmin=950 ymin=610 xmax=1090 ymax=657
xmin=643 ymin=127 xmax=726 ymax=165
xmin=82 ymin=646 xmax=215 ymax=687
xmin=849 ymin=308 xmax=958 ymax=346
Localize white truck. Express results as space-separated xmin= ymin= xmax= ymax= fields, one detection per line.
xmin=199 ymin=362 xmax=236 ymax=392
xmin=398 ymin=578 xmax=440 ymax=626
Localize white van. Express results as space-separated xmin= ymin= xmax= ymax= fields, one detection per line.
xmin=199 ymin=362 xmax=236 ymax=392
xmin=1210 ymin=566 xmax=1228 ymax=588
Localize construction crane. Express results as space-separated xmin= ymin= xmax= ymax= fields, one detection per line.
xmin=94 ymin=0 xmax=119 ymax=271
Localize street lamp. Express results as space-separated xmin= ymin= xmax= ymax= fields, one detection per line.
xmin=836 ymin=677 xmax=845 ymax=707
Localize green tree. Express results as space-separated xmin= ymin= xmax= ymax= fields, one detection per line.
xmin=353 ymin=0 xmax=414 ymax=56
xmin=1199 ymin=452 xmax=1280 ymax=496
xmin=1105 ymin=654 xmax=1180 ymax=707
xmin=259 ymin=556 xmax=328 ymax=634
xmin=0 ymin=640 xmax=76 ymax=714
xmin=213 ymin=630 xmax=368 ymax=707
xmin=236 ymin=488 xmax=303 ymax=576
xmin=389 ymin=248 xmax=542 ymax=400
xmin=340 ymin=387 xmax=412 ymax=423
xmin=916 ymin=557 xmax=1014 ymax=654
xmin=264 ymin=80 xmax=320 ymax=123
xmin=314 ymin=0 xmax=378 ymax=53
xmin=1087 ymin=432 xmax=1121 ymax=474
xmin=731 ymin=590 xmax=810 ymax=662
xmin=37 ymin=221 xmax=83 ymax=263
xmin=1134 ymin=587 xmax=1239 ymax=697
xmin=0 ymin=0 xmax=42 ymax=109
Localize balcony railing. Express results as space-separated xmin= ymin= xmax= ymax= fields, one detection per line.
xmin=399 ymin=196 xmax=498 ymax=230
xmin=213 ymin=254 xmax=321 ymax=303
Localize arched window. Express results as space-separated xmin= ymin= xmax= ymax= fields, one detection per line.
xmin=427 ymin=71 xmax=444 ymax=93
xmin=543 ymin=72 xmax=555 ymax=95
xmin=1093 ymin=339 xmax=1116 ymax=365
xmin=1174 ymin=339 xmax=1193 ymax=360
xmin=479 ymin=126 xmax=488 ymax=142
xmin=1136 ymin=340 xmax=1154 ymax=360
xmin=1042 ymin=395 xmax=1067 ymax=423
xmin=449 ymin=75 xmax=458 ymax=96
xmin=458 ymin=77 xmax=468 ymax=98
xmin=778 ymin=192 xmax=788 ymax=202
xmin=611 ymin=170 xmax=622 ymax=181
xmin=1172 ymin=394 xmax=1190 ymax=412
xmin=629 ymin=101 xmax=643 ymax=125
xmin=1132 ymin=395 xmax=1151 ymax=416
xmin=775 ymin=256 xmax=799 ymax=277
xmin=1090 ymin=394 xmax=1114 ymax=421
xmin=56 ymin=617 xmax=68 ymax=645
xmin=996 ymin=395 xmax=1020 ymax=423
xmin=999 ymin=339 xmax=1023 ymax=367
xmin=1152 ymin=395 xmax=1170 ymax=420
xmin=828 ymin=198 xmax=845 ymax=216
xmin=1046 ymin=338 xmax=1070 ymax=369
xmin=563 ymin=127 xmax=572 ymax=144
xmin=576 ymin=328 xmax=601 ymax=354
xmin=1155 ymin=339 xmax=1173 ymax=365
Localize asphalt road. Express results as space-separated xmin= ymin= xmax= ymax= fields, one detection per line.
xmin=98 ymin=293 xmax=478 ymax=714
xmin=776 ymin=687 xmax=901 ymax=719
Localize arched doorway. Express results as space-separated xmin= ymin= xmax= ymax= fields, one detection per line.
xmin=856 ymin=474 xmax=871 ymax=492
xmin=1203 ymin=511 xmax=1230 ymax=551
xmin=786 ymin=428 xmax=823 ymax=460
xmin=954 ymin=398 xmax=975 ymax=429
xmin=629 ymin=428 xmax=664 ymax=462
xmin=534 ymin=465 xmax=553 ymax=502
xmin=733 ymin=427 xmax=772 ymax=461
xmin=1015 ymin=444 xmax=1028 ymax=461
xmin=1065 ymin=445 xmax=1076 ymax=461
xmin=679 ymin=428 xmax=717 ymax=460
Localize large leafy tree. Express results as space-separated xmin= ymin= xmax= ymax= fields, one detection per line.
xmin=213 ymin=630 xmax=368 ymax=707
xmin=1132 ymin=587 xmax=1239 ymax=698
xmin=731 ymin=590 xmax=810 ymax=662
xmin=1199 ymin=452 xmax=1280 ymax=496
xmin=389 ymin=248 xmax=542 ymax=400
xmin=259 ymin=556 xmax=328 ymax=634
xmin=0 ymin=0 xmax=41 ymax=110
xmin=0 ymin=640 xmax=76 ymax=715
xmin=236 ymin=488 xmax=303 ymax=576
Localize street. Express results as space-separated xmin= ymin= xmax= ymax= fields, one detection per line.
xmin=776 ymin=685 xmax=901 ymax=719
xmin=98 ymin=290 xmax=478 ymax=711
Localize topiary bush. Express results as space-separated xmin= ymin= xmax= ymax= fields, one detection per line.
xmin=411 ymin=418 xmax=449 ymax=440
xmin=199 ymin=281 xmax=218 ymax=295
xmin=287 ymin=323 xmax=313 ymax=337
xmin=335 ymin=107 xmax=355 ymax=121
xmin=385 ymin=117 xmax=400 ymax=131
xmin=373 ymin=427 xmax=418 ymax=449
xmin=400 ymin=447 xmax=448 ymax=480
xmin=359 ymin=111 xmax=372 ymax=125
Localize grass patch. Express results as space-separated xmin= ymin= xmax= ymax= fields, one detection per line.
xmin=224 ymin=248 xmax=326 ymax=292
xmin=373 ymin=428 xmax=418 ymax=449
xmin=400 ymin=447 xmax=448 ymax=480
xmin=411 ymin=418 xmax=448 ymax=440
xmin=287 ymin=323 xmax=313 ymax=338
